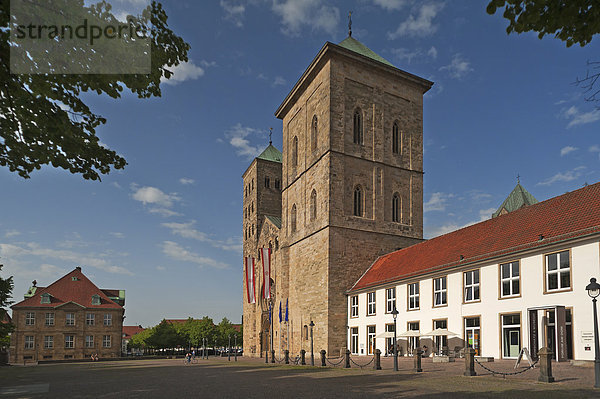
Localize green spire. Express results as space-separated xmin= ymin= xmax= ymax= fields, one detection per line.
xmin=338 ymin=36 xmax=395 ymax=68
xmin=257 ymin=144 xmax=282 ymax=163
xmin=492 ymin=183 xmax=539 ymax=218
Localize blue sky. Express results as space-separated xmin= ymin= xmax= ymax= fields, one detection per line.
xmin=2 ymin=0 xmax=599 ymax=327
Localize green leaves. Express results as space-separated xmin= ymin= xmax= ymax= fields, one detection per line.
xmin=486 ymin=0 xmax=600 ymax=47
xmin=0 ymin=265 xmax=14 ymax=347
xmin=1 ymin=0 xmax=190 ymax=180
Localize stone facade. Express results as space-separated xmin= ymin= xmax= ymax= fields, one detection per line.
xmin=243 ymin=38 xmax=432 ymax=357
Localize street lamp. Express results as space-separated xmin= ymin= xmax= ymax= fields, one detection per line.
xmin=228 ymin=334 xmax=231 ymax=361
xmin=309 ymin=320 xmax=315 ymax=366
xmin=391 ymin=308 xmax=399 ymax=371
xmin=234 ymin=334 xmax=238 ymax=362
xmin=586 ymin=277 xmax=600 ymax=388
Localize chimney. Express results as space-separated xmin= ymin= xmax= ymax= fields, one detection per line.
xmin=76 ymin=266 xmax=82 ymax=272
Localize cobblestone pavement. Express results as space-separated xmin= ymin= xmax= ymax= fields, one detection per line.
xmin=0 ymin=356 xmax=598 ymax=398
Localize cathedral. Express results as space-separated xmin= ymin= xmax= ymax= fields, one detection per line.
xmin=242 ymin=31 xmax=433 ymax=358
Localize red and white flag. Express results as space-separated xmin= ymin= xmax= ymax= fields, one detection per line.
xmin=261 ymin=247 xmax=271 ymax=299
xmin=245 ymin=257 xmax=256 ymax=304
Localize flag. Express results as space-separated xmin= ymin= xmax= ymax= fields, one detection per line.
xmin=279 ymin=301 xmax=282 ymax=323
xmin=285 ymin=298 xmax=288 ymax=322
xmin=261 ymin=247 xmax=271 ymax=299
xmin=245 ymin=257 xmax=255 ymax=304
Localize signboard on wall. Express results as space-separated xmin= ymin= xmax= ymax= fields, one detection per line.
xmin=528 ymin=310 xmax=538 ymax=360
xmin=556 ymin=306 xmax=567 ymax=362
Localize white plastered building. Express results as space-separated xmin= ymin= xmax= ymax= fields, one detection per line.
xmin=346 ymin=182 xmax=600 ymax=361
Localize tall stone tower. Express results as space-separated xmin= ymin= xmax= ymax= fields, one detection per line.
xmin=273 ymin=35 xmax=432 ymax=355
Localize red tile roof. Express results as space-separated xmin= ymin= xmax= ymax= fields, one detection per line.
xmin=122 ymin=325 xmax=145 ymax=339
xmin=350 ymin=182 xmax=600 ymax=292
xmin=11 ymin=268 xmax=123 ymax=310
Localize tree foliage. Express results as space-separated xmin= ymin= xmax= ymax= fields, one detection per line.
xmin=145 ymin=319 xmax=184 ymax=350
xmin=486 ymin=0 xmax=600 ymax=47
xmin=0 ymin=265 xmax=14 ymax=347
xmin=1 ymin=0 xmax=190 ymax=180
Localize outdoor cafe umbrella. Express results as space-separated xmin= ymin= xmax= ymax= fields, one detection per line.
xmin=396 ymin=330 xmax=422 ymax=337
xmin=375 ymin=331 xmax=396 ymax=339
xmin=422 ymin=328 xmax=459 ymax=337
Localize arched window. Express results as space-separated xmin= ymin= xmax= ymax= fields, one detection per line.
xmin=353 ymin=186 xmax=363 ymax=217
xmin=291 ymin=204 xmax=297 ymax=232
xmin=392 ymin=193 xmax=401 ymax=223
xmin=310 ymin=189 xmax=317 ymax=221
xmin=265 ymin=177 xmax=270 ymax=188
xmin=292 ymin=136 xmax=298 ymax=168
xmin=303 ymin=325 xmax=308 ymax=340
xmin=353 ymin=108 xmax=363 ymax=144
xmin=311 ymin=115 xmax=318 ymax=152
xmin=392 ymin=122 xmax=400 ymax=154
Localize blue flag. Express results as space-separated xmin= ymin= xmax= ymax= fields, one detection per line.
xmin=285 ymin=298 xmax=288 ymax=322
xmin=279 ymin=301 xmax=282 ymax=323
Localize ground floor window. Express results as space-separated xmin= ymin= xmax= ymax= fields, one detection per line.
xmin=433 ymin=319 xmax=448 ymax=355
xmin=24 ymin=335 xmax=34 ymax=349
xmin=44 ymin=335 xmax=53 ymax=349
xmin=501 ymin=313 xmax=521 ymax=359
xmin=385 ymin=323 xmax=395 ymax=355
xmin=367 ymin=326 xmax=376 ymax=355
xmin=408 ymin=321 xmax=419 ymax=354
xmin=351 ymin=327 xmax=359 ymax=355
xmin=464 ymin=317 xmax=481 ymax=356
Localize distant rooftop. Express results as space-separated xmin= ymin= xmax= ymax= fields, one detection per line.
xmin=493 ymin=183 xmax=538 ymax=218
xmin=257 ymin=144 xmax=282 ymax=163
xmin=338 ymin=36 xmax=394 ymax=68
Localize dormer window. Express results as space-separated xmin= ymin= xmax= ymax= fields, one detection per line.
xmin=41 ymin=293 xmax=51 ymax=304
xmin=91 ymin=294 xmax=101 ymax=305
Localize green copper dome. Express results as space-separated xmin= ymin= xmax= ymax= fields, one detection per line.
xmin=257 ymin=144 xmax=282 ymax=163
xmin=492 ymin=183 xmax=539 ymax=218
xmin=338 ymin=36 xmax=395 ymax=68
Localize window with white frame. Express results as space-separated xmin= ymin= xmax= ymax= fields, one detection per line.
xmin=66 ymin=313 xmax=75 ymax=326
xmin=350 ymin=327 xmax=359 ymax=355
xmin=44 ymin=335 xmax=53 ymax=349
xmin=104 ymin=314 xmax=112 ymax=326
xmin=433 ymin=276 xmax=447 ymax=307
xmin=408 ymin=282 xmax=419 ymax=310
xmin=85 ymin=335 xmax=94 ymax=348
xmin=500 ymin=261 xmax=520 ymax=297
xmin=24 ymin=335 xmax=34 ymax=349
xmin=350 ymin=295 xmax=358 ymax=318
xmin=103 ymin=335 xmax=111 ymax=348
xmin=86 ymin=313 xmax=95 ymax=326
xmin=65 ymin=335 xmax=74 ymax=348
xmin=545 ymin=250 xmax=570 ymax=291
xmin=386 ymin=287 xmax=396 ymax=313
xmin=464 ymin=270 xmax=480 ymax=302
xmin=367 ymin=292 xmax=376 ymax=315
xmin=45 ymin=312 xmax=55 ymax=326
xmin=25 ymin=312 xmax=35 ymax=325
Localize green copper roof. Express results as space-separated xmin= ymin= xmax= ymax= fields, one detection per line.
xmin=257 ymin=144 xmax=282 ymax=163
xmin=338 ymin=36 xmax=395 ymax=68
xmin=265 ymin=215 xmax=282 ymax=229
xmin=492 ymin=183 xmax=539 ymax=218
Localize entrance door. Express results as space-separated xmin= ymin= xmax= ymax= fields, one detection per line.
xmin=509 ymin=330 xmax=520 ymax=358
xmin=433 ymin=319 xmax=447 ymax=355
xmin=464 ymin=317 xmax=480 ymax=356
xmin=502 ymin=313 xmax=521 ymax=359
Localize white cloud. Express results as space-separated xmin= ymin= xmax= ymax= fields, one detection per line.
xmin=537 ymin=166 xmax=586 ymax=186
xmin=427 ymin=46 xmax=438 ymax=59
xmin=162 ymin=221 xmax=242 ymax=253
xmin=560 ymin=146 xmax=578 ymax=156
xmin=161 ymin=241 xmax=228 ymax=269
xmin=220 ymin=0 xmax=245 ymax=27
xmin=148 ymin=208 xmax=182 ymax=218
xmin=156 ymin=265 xmax=166 ymax=271
xmin=131 ymin=186 xmax=180 ymax=208
xmin=426 ymin=223 xmax=460 ymax=238
xmin=5 ymin=230 xmax=21 ymax=238
xmin=162 ymin=61 xmax=205 ymax=85
xmin=388 ymin=2 xmax=444 ymax=39
xmin=424 ymin=192 xmax=454 ymax=212
xmin=179 ymin=177 xmax=195 ymax=185
xmin=478 ymin=208 xmax=496 ymax=221
xmin=561 ymin=106 xmax=600 ymax=128
xmin=373 ymin=0 xmax=409 ymax=11
xmin=439 ymin=53 xmax=473 ymax=79
xmin=0 ymin=242 xmax=133 ymax=275
xmin=110 ymin=232 xmax=125 ymax=239
xmin=273 ymin=76 xmax=286 ymax=86
xmin=390 ymin=48 xmax=421 ymax=64
xmin=272 ymin=0 xmax=340 ymax=36
xmin=590 ymin=145 xmax=600 ymax=153
xmin=224 ymin=123 xmax=265 ymax=159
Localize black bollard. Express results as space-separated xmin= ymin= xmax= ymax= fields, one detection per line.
xmin=271 ymin=350 xmax=275 ymax=364
xmin=321 ymin=350 xmax=326 ymax=367
xmin=414 ymin=348 xmax=423 ymax=372
xmin=345 ymin=349 xmax=351 ymax=369
xmin=284 ymin=350 xmax=289 ymax=364
xmin=538 ymin=347 xmax=555 ymax=383
xmin=464 ymin=347 xmax=476 ymax=376
xmin=300 ymin=349 xmax=306 ymax=365
xmin=265 ymin=349 xmax=268 ymax=364
xmin=374 ymin=349 xmax=382 ymax=370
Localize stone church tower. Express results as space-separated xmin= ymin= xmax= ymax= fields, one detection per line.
xmin=243 ymin=34 xmax=432 ymax=357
